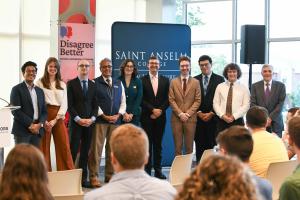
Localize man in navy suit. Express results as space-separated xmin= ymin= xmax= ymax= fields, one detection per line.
xmin=194 ymin=55 xmax=224 ymax=162
xmin=251 ymin=64 xmax=286 ymax=137
xmin=141 ymin=56 xmax=169 ymax=179
xmin=10 ymin=61 xmax=47 ymax=147
xmin=67 ymin=59 xmax=98 ymax=187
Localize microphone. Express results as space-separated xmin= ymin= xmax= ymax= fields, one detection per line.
xmin=0 ymin=97 xmax=10 ymax=106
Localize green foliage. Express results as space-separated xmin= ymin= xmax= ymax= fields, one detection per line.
xmin=187 ymin=6 xmax=205 ymax=27
xmin=211 ymin=55 xmax=227 ymax=75
xmin=288 ymin=86 xmax=300 ymax=107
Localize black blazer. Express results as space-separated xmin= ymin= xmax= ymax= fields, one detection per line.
xmin=194 ymin=73 xmax=224 ymax=113
xmin=67 ymin=77 xmax=98 ymax=120
xmin=10 ymin=82 xmax=47 ymax=137
xmin=141 ymin=74 xmax=170 ymax=117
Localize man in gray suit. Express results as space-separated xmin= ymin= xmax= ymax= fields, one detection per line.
xmin=251 ymin=64 xmax=286 ymax=137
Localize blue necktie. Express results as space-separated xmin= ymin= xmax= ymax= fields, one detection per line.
xmin=203 ymin=75 xmax=209 ymax=95
xmin=82 ymin=80 xmax=87 ymax=96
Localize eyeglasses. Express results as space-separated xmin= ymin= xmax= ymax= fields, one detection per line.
xmin=149 ymin=62 xmax=159 ymax=65
xmin=25 ymin=69 xmax=37 ymax=74
xmin=101 ymin=65 xmax=112 ymax=69
xmin=125 ymin=65 xmax=134 ymax=69
xmin=79 ymin=64 xmax=90 ymax=68
xmin=200 ymin=63 xmax=210 ymax=67
xmin=213 ymin=145 xmax=220 ymax=153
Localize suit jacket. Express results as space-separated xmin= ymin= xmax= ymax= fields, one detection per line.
xmin=169 ymin=76 xmax=201 ymax=122
xmin=194 ymin=73 xmax=224 ymax=113
xmin=67 ymin=77 xmax=98 ymax=121
xmin=141 ymin=74 xmax=169 ymax=118
xmin=10 ymin=82 xmax=47 ymax=137
xmin=251 ymin=80 xmax=286 ymax=132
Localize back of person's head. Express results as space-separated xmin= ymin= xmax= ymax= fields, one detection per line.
xmin=176 ymin=155 xmax=258 ymax=200
xmin=0 ymin=144 xmax=53 ymax=200
xmin=246 ymin=106 xmax=268 ymax=129
xmin=288 ymin=116 xmax=300 ymax=149
xmin=217 ymin=126 xmax=253 ymax=162
xmin=110 ymin=124 xmax=149 ymax=169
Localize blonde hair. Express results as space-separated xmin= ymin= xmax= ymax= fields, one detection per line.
xmin=110 ymin=124 xmax=148 ymax=169
xmin=176 ymin=155 xmax=258 ymax=200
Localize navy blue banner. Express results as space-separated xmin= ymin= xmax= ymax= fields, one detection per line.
xmin=111 ymin=22 xmax=191 ymax=165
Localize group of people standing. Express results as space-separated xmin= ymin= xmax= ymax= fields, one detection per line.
xmin=9 ymin=53 xmax=286 ymax=188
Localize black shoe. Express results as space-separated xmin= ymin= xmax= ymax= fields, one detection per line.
xmin=154 ymin=171 xmax=166 ymax=179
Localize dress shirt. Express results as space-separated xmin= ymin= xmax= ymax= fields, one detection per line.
xmin=84 ymin=169 xmax=176 ymax=200
xmin=213 ymin=81 xmax=250 ymax=120
xmin=25 ymin=82 xmax=38 ymax=120
xmin=264 ymin=80 xmax=272 ymax=91
xmin=149 ymin=72 xmax=158 ymax=96
xmin=36 ymin=79 xmax=68 ymax=119
xmin=97 ymin=79 xmax=126 ymax=116
xmin=181 ymin=75 xmax=190 ymax=89
xmin=202 ymin=72 xmax=212 ymax=86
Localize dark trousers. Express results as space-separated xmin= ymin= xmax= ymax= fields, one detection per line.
xmin=69 ymin=121 xmax=93 ymax=182
xmin=194 ymin=118 xmax=217 ymax=162
xmin=141 ymin=115 xmax=166 ymax=174
xmin=14 ymin=134 xmax=41 ymax=147
xmin=216 ymin=117 xmax=244 ymax=135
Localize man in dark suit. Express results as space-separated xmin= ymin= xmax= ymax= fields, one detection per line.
xmin=141 ymin=56 xmax=169 ymax=179
xmin=67 ymin=59 xmax=98 ymax=187
xmin=10 ymin=61 xmax=47 ymax=147
xmin=194 ymin=55 xmax=224 ymax=162
xmin=251 ymin=64 xmax=286 ymax=137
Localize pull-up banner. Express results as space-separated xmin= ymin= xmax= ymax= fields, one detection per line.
xmin=111 ymin=22 xmax=191 ymax=165
xmin=58 ymin=0 xmax=96 ymax=82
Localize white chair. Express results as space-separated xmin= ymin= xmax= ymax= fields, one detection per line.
xmin=199 ymin=149 xmax=214 ymax=163
xmin=265 ymin=160 xmax=298 ymax=200
xmin=48 ymin=169 xmax=83 ymax=196
xmin=169 ymin=153 xmax=193 ymax=186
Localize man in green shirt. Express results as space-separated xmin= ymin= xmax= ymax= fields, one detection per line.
xmin=279 ymin=116 xmax=300 ymax=199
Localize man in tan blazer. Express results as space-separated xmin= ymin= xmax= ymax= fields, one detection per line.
xmin=169 ymin=56 xmax=201 ymax=155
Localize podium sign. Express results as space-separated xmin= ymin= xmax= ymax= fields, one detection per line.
xmin=0 ymin=107 xmax=12 ymax=147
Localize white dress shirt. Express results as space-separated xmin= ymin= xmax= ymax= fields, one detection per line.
xmin=25 ymin=82 xmax=38 ymax=120
xmin=36 ymin=79 xmax=68 ymax=119
xmin=264 ymin=80 xmax=272 ymax=91
xmin=213 ymin=81 xmax=250 ymax=120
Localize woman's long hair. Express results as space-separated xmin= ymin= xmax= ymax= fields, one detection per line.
xmin=41 ymin=57 xmax=63 ymax=89
xmin=176 ymin=155 xmax=259 ymax=200
xmin=0 ymin=144 xmax=54 ymax=200
xmin=119 ymin=59 xmax=138 ymax=79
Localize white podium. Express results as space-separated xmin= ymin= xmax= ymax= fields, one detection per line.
xmin=0 ymin=106 xmax=19 ymax=169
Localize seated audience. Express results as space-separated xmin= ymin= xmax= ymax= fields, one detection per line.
xmin=84 ymin=124 xmax=176 ymax=200
xmin=279 ymin=116 xmax=300 ymax=199
xmin=247 ymin=106 xmax=288 ymax=178
xmin=282 ymin=107 xmax=299 ymax=159
xmin=0 ymin=144 xmax=53 ymax=200
xmin=175 ymin=154 xmax=259 ymax=200
xmin=217 ymin=125 xmax=272 ymax=200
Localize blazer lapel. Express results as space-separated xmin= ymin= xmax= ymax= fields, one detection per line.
xmin=22 ymin=82 xmax=34 ymax=111
xmin=146 ymin=75 xmax=156 ymax=97
xmin=260 ymin=81 xmax=268 ymax=106
xmin=205 ymin=73 xmax=215 ymax=96
xmin=184 ymin=77 xmax=192 ymax=96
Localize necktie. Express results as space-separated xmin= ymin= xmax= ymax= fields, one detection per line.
xmin=82 ymin=80 xmax=87 ymax=96
xmin=265 ymin=82 xmax=270 ymax=102
xmin=152 ymin=75 xmax=158 ymax=96
xmin=225 ymin=83 xmax=233 ymax=116
xmin=203 ymin=75 xmax=209 ymax=95
xmin=106 ymin=78 xmax=111 ymax=87
xmin=183 ymin=78 xmax=187 ymax=95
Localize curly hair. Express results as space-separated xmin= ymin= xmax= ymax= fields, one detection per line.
xmin=175 ymin=155 xmax=258 ymax=200
xmin=0 ymin=144 xmax=53 ymax=200
xmin=223 ymin=63 xmax=242 ymax=80
xmin=119 ymin=59 xmax=138 ymax=79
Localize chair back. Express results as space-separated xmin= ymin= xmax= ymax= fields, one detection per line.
xmin=169 ymin=153 xmax=193 ymax=186
xmin=48 ymin=169 xmax=83 ymax=196
xmin=199 ymin=149 xmax=214 ymax=163
xmin=265 ymin=160 xmax=298 ymax=200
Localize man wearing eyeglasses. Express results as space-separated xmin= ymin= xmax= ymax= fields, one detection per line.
xmin=10 ymin=61 xmax=47 ymax=147
xmin=67 ymin=59 xmax=98 ymax=187
xmin=88 ymin=58 xmax=126 ymax=187
xmin=194 ymin=55 xmax=224 ymax=163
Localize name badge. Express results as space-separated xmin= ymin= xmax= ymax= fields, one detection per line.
xmin=133 ymin=86 xmax=137 ymax=89
xmin=114 ymin=86 xmax=119 ymax=88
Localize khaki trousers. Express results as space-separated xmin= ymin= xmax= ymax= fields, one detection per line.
xmin=88 ymin=123 xmax=117 ymax=181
